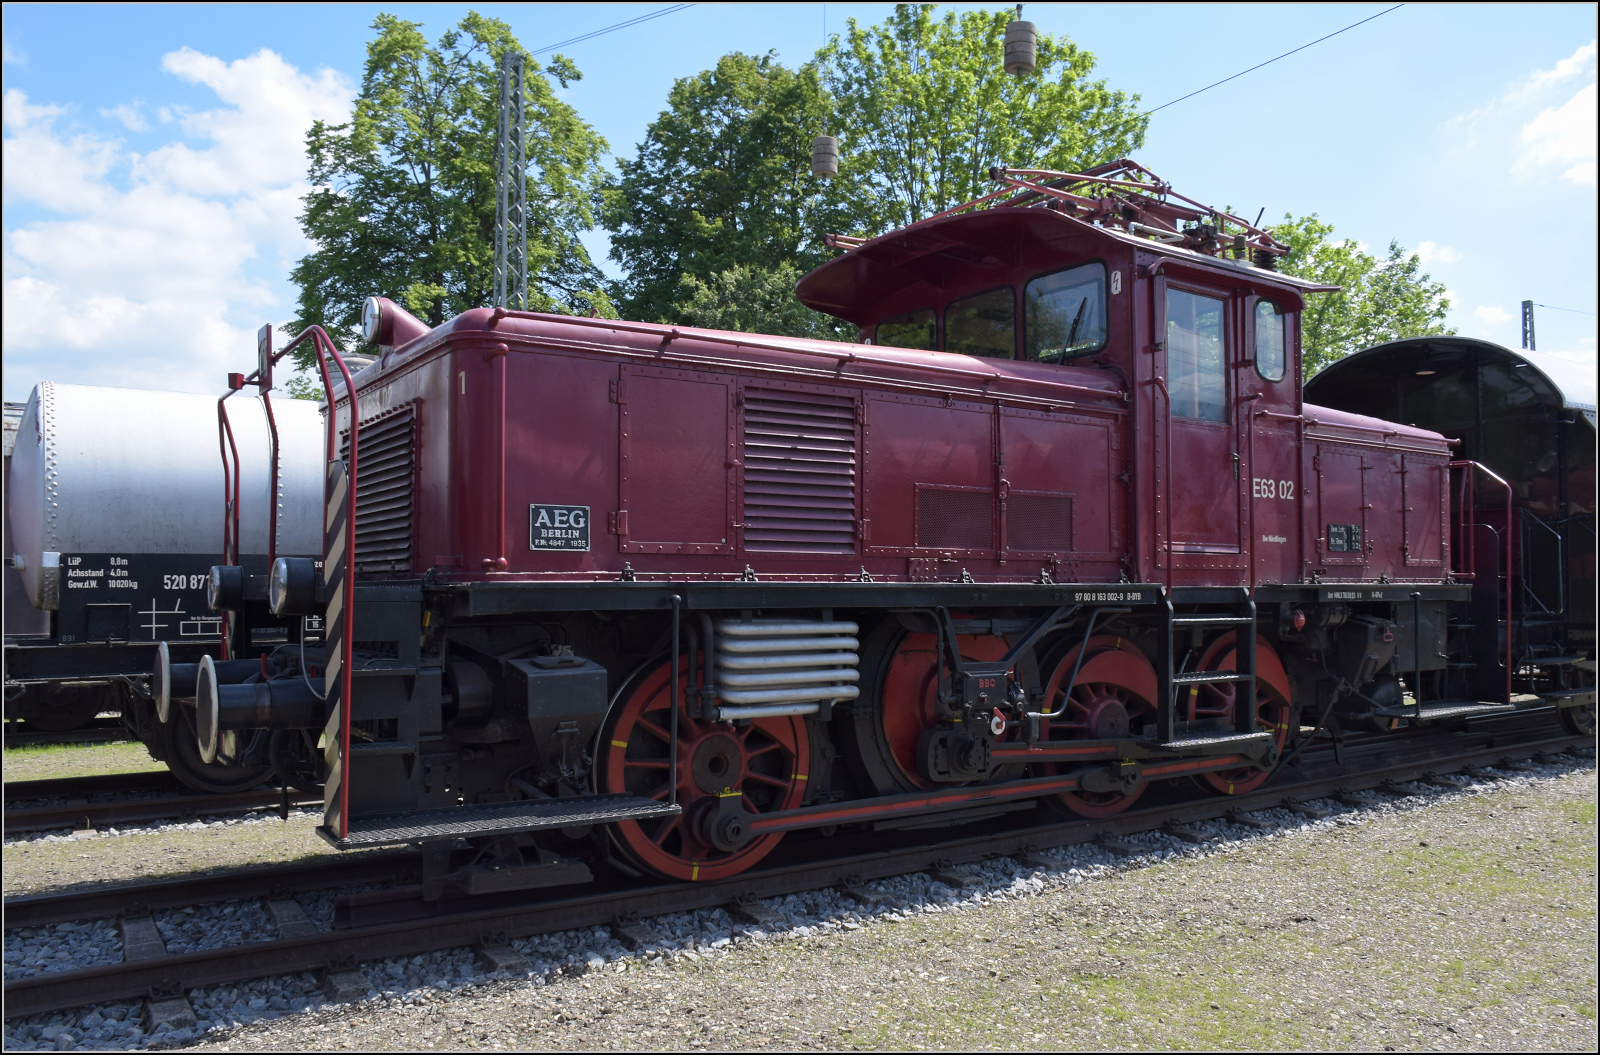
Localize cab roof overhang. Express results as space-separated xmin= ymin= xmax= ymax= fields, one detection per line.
xmin=795 ymin=207 xmax=1336 ymax=326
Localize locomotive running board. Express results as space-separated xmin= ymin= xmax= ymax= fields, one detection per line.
xmin=1373 ymin=700 xmax=1519 ymax=722
xmin=315 ymin=793 xmax=680 ymax=851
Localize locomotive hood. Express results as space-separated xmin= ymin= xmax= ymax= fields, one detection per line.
xmin=336 ymin=305 xmax=1131 ymax=410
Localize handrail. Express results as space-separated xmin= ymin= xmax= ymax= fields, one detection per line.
xmin=219 ymin=324 xmax=360 ymax=838
xmin=1150 ymin=373 xmax=1173 ymax=581
xmin=1518 ymin=506 xmax=1565 ymax=616
xmin=1450 ymin=460 xmax=1513 ymax=703
xmin=215 ymin=393 xmax=242 ymax=658
xmin=261 ymin=391 xmax=280 ymax=569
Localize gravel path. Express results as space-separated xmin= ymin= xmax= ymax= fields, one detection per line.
xmin=4 ymin=755 xmax=1594 ymax=1051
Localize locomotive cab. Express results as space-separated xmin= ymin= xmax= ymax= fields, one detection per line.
xmin=796 ymin=195 xmax=1326 ymax=590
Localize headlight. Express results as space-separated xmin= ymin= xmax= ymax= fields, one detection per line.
xmin=268 ymin=557 xmax=318 ymax=616
xmin=361 ymin=296 xmax=383 ymax=344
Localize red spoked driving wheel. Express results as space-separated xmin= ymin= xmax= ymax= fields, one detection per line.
xmin=1039 ymin=635 xmax=1159 ymax=818
xmin=598 ymin=656 xmax=808 ymax=882
xmin=1189 ymin=632 xmax=1293 ymax=795
xmin=879 ymin=633 xmax=1012 ymax=790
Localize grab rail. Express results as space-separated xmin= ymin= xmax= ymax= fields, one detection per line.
xmin=217 ymin=325 xmax=360 ymax=838
xmin=1449 ymin=460 xmax=1513 ymax=704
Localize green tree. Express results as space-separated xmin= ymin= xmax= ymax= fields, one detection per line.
xmin=1274 ymin=215 xmax=1455 ymax=375
xmin=823 ymin=4 xmax=1149 ymax=231
xmin=602 ymin=52 xmax=856 ymax=327
xmin=290 ymin=12 xmax=611 ymax=362
xmin=676 ymin=262 xmax=855 ymax=340
xmin=604 ymin=5 xmax=1147 ymax=336
xmin=284 ymin=373 xmax=325 ymax=402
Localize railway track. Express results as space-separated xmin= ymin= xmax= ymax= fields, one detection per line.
xmin=3 ymin=710 xmax=1588 ymax=1021
xmin=3 ymin=718 xmax=130 ymax=749
xmin=4 ymin=772 xmax=323 ymax=835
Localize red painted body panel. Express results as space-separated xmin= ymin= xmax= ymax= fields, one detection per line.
xmin=333 ymin=211 xmax=1452 ymax=592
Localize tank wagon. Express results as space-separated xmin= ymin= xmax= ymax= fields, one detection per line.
xmin=4 ymin=382 xmax=325 ymax=790
xmin=195 ymin=161 xmax=1594 ymax=897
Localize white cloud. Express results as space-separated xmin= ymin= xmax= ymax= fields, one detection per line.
xmin=1415 ymin=241 xmax=1461 ymax=265
xmin=1508 ymin=39 xmax=1597 ymax=104
xmin=1445 ymin=39 xmax=1597 ymax=188
xmin=100 ymin=100 xmax=148 ymax=132
xmin=1517 ymin=81 xmax=1597 ymax=186
xmin=2 ymin=50 xmax=352 ymax=398
xmin=2 ymin=33 xmax=24 ymax=67
xmin=1474 ymin=305 xmax=1511 ymax=325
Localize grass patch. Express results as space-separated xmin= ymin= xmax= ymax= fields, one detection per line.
xmin=1561 ymin=798 xmax=1596 ymax=827
xmin=3 ymin=739 xmax=164 ymax=782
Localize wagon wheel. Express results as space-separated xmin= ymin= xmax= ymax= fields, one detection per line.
xmin=1037 ymin=635 xmax=1159 ymax=818
xmin=153 ymin=704 xmax=275 ymax=794
xmin=1188 ymin=632 xmax=1294 ymax=796
xmin=598 ymin=656 xmax=808 ymax=882
xmin=1556 ymin=665 xmax=1596 ymax=738
xmin=840 ymin=623 xmax=1032 ymax=795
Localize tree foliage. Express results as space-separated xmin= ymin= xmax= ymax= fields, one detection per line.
xmin=1274 ymin=215 xmax=1456 ymax=375
xmin=676 ymin=262 xmax=854 ymax=340
xmin=602 ymin=53 xmax=855 ymax=326
xmin=822 ymin=4 xmax=1149 ymax=231
xmin=604 ymin=4 xmax=1149 ymax=335
xmin=290 ymin=12 xmax=610 ymax=363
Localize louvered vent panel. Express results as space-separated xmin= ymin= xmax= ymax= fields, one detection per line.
xmin=340 ymin=404 xmax=416 ymax=576
xmin=742 ymin=391 xmax=857 ymax=553
xmin=915 ymin=486 xmax=993 ymax=550
xmin=1007 ymin=493 xmax=1073 ymax=552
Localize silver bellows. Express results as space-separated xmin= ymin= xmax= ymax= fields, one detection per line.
xmin=713 ymin=618 xmax=860 ymax=719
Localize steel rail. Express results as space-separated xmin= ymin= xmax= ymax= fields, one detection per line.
xmin=2 ymin=720 xmax=131 ymax=750
xmin=4 ymin=787 xmax=324 ymax=836
xmin=3 ymin=717 xmax=1584 ymax=1019
xmin=5 ymin=851 xmax=412 ymax=931
xmin=4 ymin=772 xmax=179 ymax=806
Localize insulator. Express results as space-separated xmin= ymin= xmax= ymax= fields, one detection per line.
xmin=811 ymin=135 xmax=839 ymax=179
xmin=1004 ymin=20 xmax=1037 ymax=76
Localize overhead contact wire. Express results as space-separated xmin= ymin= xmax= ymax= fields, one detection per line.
xmin=1145 ymin=4 xmax=1405 ymax=115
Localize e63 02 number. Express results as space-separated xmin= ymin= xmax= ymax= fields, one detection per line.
xmin=1252 ymin=478 xmax=1295 ymax=500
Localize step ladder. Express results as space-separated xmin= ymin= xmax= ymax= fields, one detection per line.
xmin=1145 ymin=588 xmax=1271 ymax=752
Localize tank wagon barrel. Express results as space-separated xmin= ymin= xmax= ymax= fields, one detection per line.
xmin=2 ymin=381 xmax=326 ymax=790
xmin=188 ymin=159 xmax=1592 ymax=897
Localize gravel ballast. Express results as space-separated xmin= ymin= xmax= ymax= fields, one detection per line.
xmin=3 ymin=755 xmax=1594 ymax=1051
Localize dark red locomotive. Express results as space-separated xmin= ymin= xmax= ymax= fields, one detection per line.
xmin=194 ymin=161 xmax=1595 ymax=893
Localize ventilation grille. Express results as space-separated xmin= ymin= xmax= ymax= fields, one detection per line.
xmin=915 ymin=486 xmax=993 ymax=550
xmin=1007 ymin=493 xmax=1073 ymax=552
xmin=741 ymin=390 xmax=857 ymax=553
xmin=340 ymin=404 xmax=416 ymax=576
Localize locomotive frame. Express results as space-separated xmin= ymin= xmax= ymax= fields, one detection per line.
xmin=195 ymin=160 xmax=1595 ymax=894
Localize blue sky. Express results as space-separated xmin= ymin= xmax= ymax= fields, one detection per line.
xmin=3 ymin=3 xmax=1595 ymax=400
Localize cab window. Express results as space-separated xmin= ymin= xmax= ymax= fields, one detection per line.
xmin=1167 ymin=288 xmax=1227 ymax=422
xmin=1025 ymin=263 xmax=1107 ymax=362
xmin=1254 ymin=300 xmax=1286 ymax=382
xmin=944 ymin=287 xmax=1015 ymax=359
xmin=874 ymin=308 xmax=937 ymax=350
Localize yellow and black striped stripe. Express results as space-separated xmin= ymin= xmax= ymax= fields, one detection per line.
xmin=322 ymin=457 xmax=349 ymax=837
